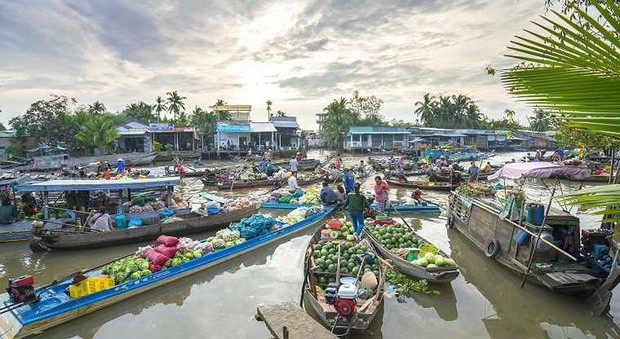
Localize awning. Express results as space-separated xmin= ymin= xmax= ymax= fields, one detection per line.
xmin=250 ymin=122 xmax=277 ymax=133
xmin=16 ymin=177 xmax=181 ymax=192
xmin=488 ymin=162 xmax=590 ymax=180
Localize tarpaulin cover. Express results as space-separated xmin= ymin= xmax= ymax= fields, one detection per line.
xmin=488 ymin=162 xmax=590 ymax=180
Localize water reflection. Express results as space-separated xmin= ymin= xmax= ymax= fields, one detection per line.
xmin=448 ymin=229 xmax=620 ymax=339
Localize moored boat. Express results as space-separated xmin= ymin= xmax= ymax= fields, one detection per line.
xmin=302 ymin=217 xmax=385 ymax=335
xmin=447 ymin=162 xmax=620 ymax=313
xmin=363 ymin=218 xmax=459 ymax=283
xmin=0 ymin=207 xmax=336 ymax=338
xmin=216 ymin=175 xmax=323 ymax=190
xmin=386 ymin=179 xmax=459 ymax=191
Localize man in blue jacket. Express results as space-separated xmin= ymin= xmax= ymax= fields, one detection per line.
xmin=343 ymin=168 xmax=355 ymax=193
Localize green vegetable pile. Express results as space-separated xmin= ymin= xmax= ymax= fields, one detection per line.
xmin=368 ymin=224 xmax=419 ymax=249
xmin=164 ymin=249 xmax=204 ymax=267
xmin=102 ymin=256 xmax=151 ymax=284
xmin=311 ymin=241 xmax=379 ymax=286
xmin=411 ymin=252 xmax=456 ymax=268
xmin=207 ymin=229 xmax=246 ymax=250
xmin=385 ymin=268 xmax=440 ymax=296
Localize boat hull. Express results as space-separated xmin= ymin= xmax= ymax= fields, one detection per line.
xmin=34 ymin=207 xmax=258 ymax=250
xmin=1 ymin=208 xmax=336 ymax=339
xmin=0 ymin=221 xmax=65 ymax=243
xmin=386 ymin=179 xmax=458 ymax=191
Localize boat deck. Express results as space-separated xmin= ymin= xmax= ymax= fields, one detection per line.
xmin=257 ymin=303 xmax=337 ymax=339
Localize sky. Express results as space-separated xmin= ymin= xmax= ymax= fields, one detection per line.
xmin=0 ymin=0 xmax=549 ymax=130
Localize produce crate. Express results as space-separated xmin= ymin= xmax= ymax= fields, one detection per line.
xmin=68 ymin=275 xmax=115 ymax=299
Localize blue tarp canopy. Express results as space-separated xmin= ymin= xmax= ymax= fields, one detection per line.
xmin=15 ymin=177 xmax=180 ymax=192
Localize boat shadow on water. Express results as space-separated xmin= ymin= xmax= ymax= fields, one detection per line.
xmin=447 ymin=230 xmax=620 ymax=339
xmin=29 ymin=239 xmax=301 ymax=339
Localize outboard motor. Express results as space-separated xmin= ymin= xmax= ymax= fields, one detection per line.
xmin=7 ymin=275 xmax=37 ymax=303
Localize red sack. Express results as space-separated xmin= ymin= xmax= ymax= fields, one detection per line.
xmin=155 ymin=244 xmax=177 ymax=258
xmin=144 ymin=248 xmax=168 ymax=265
xmin=326 ymin=219 xmax=342 ymax=229
xmin=149 ymin=262 xmax=163 ymax=273
xmin=374 ymin=219 xmax=395 ymax=225
xmin=156 ymin=235 xmax=179 ymax=247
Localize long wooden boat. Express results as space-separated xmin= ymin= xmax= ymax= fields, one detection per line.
xmin=430 ymin=170 xmax=498 ymax=182
xmin=264 ymin=158 xmax=321 ymax=171
xmin=363 ymin=220 xmax=459 ymax=283
xmin=0 ymin=207 xmax=336 ymax=339
xmin=31 ymin=207 xmax=258 ymax=250
xmin=216 ymin=175 xmax=323 ymax=190
xmin=260 ymin=201 xmax=441 ymax=213
xmin=560 ymin=174 xmax=610 ymax=183
xmin=386 ymin=179 xmax=458 ymax=191
xmin=302 ymin=226 xmax=385 ymax=335
xmin=447 ymin=162 xmax=620 ymax=313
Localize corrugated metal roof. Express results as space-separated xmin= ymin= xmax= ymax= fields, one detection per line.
xmin=270 ymin=117 xmax=299 ymax=129
xmin=16 ymin=177 xmax=181 ymax=192
xmin=348 ymin=126 xmax=409 ymax=134
xmin=251 ymin=122 xmax=277 ymax=133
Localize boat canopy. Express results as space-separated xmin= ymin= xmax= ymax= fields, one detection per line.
xmin=488 ymin=162 xmax=589 ymax=180
xmin=15 ymin=177 xmax=181 ymax=192
xmin=0 ymin=177 xmax=29 ymax=187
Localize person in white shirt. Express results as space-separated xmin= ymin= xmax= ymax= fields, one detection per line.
xmin=289 ymin=155 xmax=298 ymax=173
xmin=288 ymin=172 xmax=299 ymax=193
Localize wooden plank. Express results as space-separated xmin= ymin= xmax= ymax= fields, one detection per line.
xmin=199 ymin=192 xmax=231 ymax=203
xmin=257 ymin=302 xmax=337 ymax=339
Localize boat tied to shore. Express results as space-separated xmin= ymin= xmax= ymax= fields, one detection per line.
xmin=447 ymin=162 xmax=620 ymax=314
xmin=0 ymin=206 xmax=336 ymax=338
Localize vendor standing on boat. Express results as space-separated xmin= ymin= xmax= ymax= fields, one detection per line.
xmin=86 ymin=208 xmax=114 ymax=232
xmin=373 ymin=176 xmax=390 ymax=213
xmin=357 ymin=160 xmax=366 ymax=178
xmin=116 ymin=158 xmax=125 ymax=174
xmin=343 ymin=183 xmax=369 ymax=238
xmin=467 ymin=161 xmax=479 ymax=183
xmin=334 ymin=153 xmax=343 ymax=170
xmin=319 ymin=181 xmax=339 ymax=209
xmin=480 ymin=161 xmax=492 ymax=173
xmin=343 ymin=168 xmax=355 ymax=193
xmin=289 ymin=155 xmax=298 ymax=173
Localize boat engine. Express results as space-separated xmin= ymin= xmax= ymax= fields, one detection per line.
xmin=7 ymin=275 xmax=37 ymax=303
xmin=333 ymin=284 xmax=357 ymax=317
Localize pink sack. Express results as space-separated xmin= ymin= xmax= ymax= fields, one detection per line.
xmin=149 ymin=262 xmax=163 ymax=273
xmin=144 ymin=248 xmax=168 ymax=265
xmin=155 ymin=244 xmax=178 ymax=258
xmin=156 ymin=235 xmax=179 ymax=247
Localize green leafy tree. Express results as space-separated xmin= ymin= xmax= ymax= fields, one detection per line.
xmin=348 ymin=90 xmax=384 ymax=124
xmin=87 ymin=101 xmax=106 ymax=115
xmin=413 ymin=93 xmax=485 ymax=128
xmin=166 ymin=90 xmax=186 ymax=121
xmin=191 ymin=106 xmax=218 ymax=148
xmin=75 ymin=114 xmax=120 ymax=154
xmin=322 ymin=98 xmax=359 ymax=149
xmin=153 ymin=96 xmax=167 ymax=122
xmin=266 ymin=100 xmax=273 ymax=119
xmin=122 ymin=102 xmax=154 ymax=124
xmin=528 ymin=107 xmax=555 ymax=131
xmin=213 ymin=99 xmax=231 ymax=120
xmin=276 ymin=110 xmax=287 ymax=117
xmin=9 ymin=94 xmax=77 ymax=146
xmin=414 ymin=93 xmax=437 ymax=126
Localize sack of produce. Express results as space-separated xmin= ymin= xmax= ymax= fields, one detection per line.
xmin=159 ymin=208 xmax=175 ymax=219
xmin=128 ymin=218 xmax=143 ymax=228
xmin=156 ymin=235 xmax=179 ymax=247
xmin=149 ymin=262 xmax=163 ymax=272
xmin=278 ymin=194 xmax=293 ymax=203
xmin=144 ymin=248 xmax=169 ymax=266
xmin=326 ymin=219 xmax=342 ymax=229
xmin=361 ymin=271 xmax=378 ymax=289
xmin=155 ymin=244 xmax=178 ymax=258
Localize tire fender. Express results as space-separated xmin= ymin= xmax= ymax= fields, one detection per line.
xmin=447 ymin=215 xmax=455 ymax=228
xmin=485 ymin=239 xmax=500 ymax=258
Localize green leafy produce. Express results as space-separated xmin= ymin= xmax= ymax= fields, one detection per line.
xmin=385 ymin=269 xmax=440 ymax=296
xmin=102 ymin=256 xmax=151 ymax=284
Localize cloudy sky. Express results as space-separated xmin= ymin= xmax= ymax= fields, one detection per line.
xmin=0 ymin=0 xmax=549 ymax=129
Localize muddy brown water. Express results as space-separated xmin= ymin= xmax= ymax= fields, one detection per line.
xmin=1 ymin=151 xmax=619 ymax=338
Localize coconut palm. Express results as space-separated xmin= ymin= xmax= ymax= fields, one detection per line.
xmin=322 ymin=98 xmax=359 ymax=149
xmin=502 ymin=0 xmax=620 ymax=219
xmin=166 ymin=90 xmax=187 ymax=121
xmin=266 ymin=100 xmax=273 ymax=119
xmin=88 ymin=101 xmax=106 ymax=115
xmin=414 ymin=93 xmax=436 ymax=126
xmin=76 ymin=114 xmax=120 ymax=154
xmin=153 ymin=96 xmax=167 ymax=122
xmin=528 ymin=108 xmax=555 ymax=131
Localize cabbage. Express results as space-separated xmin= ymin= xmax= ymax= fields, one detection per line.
xmin=427 ymin=263 xmax=438 ymax=268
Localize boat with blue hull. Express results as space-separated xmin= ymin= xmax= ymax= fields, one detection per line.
xmin=0 ymin=207 xmax=336 ymax=338
xmin=260 ymin=202 xmax=440 ymax=213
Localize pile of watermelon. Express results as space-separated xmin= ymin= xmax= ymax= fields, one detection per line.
xmin=368 ymin=224 xmax=419 ymax=249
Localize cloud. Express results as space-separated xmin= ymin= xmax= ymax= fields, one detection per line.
xmin=0 ymin=0 xmax=546 ymax=129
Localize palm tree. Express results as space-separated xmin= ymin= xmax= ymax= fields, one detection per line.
xmin=276 ymin=110 xmax=286 ymax=117
xmin=465 ymin=104 xmax=481 ymax=128
xmin=501 ymin=0 xmax=620 ymax=223
xmin=528 ymin=108 xmax=554 ymax=132
xmin=88 ymin=101 xmax=106 ymax=115
xmin=166 ymin=90 xmax=187 ymax=121
xmin=153 ymin=96 xmax=167 ymax=122
xmin=414 ymin=93 xmax=436 ymax=126
xmin=266 ymin=100 xmax=273 ymax=119
xmin=213 ymin=99 xmax=230 ymax=121
xmin=322 ymin=98 xmax=359 ymax=149
xmin=76 ymin=114 xmax=120 ymax=154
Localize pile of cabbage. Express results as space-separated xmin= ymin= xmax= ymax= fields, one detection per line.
xmin=277 ymin=207 xmax=308 ymax=225
xmin=102 ymin=256 xmax=151 ymax=284
xmin=207 ymin=229 xmax=247 ymax=249
xmin=228 ymin=214 xmax=276 ymax=240
xmin=411 ymin=252 xmax=457 ymax=268
xmin=298 ymin=188 xmax=320 ymax=205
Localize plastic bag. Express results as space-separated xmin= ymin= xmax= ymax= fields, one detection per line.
xmin=156 ymin=235 xmax=179 ymax=247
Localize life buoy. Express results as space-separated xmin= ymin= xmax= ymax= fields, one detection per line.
xmin=485 ymin=239 xmax=500 ymax=258
xmin=447 ymin=215 xmax=455 ymax=228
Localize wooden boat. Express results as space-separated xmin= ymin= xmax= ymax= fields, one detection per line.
xmin=363 ymin=219 xmax=459 ymax=283
xmin=447 ymin=162 xmax=620 ymax=312
xmin=302 ymin=225 xmax=385 ymax=335
xmin=430 ymin=170 xmax=498 ymax=182
xmin=264 ymin=158 xmax=321 ymax=171
xmin=561 ymin=174 xmax=610 ymax=183
xmin=0 ymin=207 xmax=337 ymax=339
xmin=261 ymin=201 xmax=441 ymax=214
xmin=386 ymin=179 xmax=459 ymax=191
xmin=216 ymin=175 xmax=323 ymax=190
xmin=31 ymin=207 xmax=258 ymax=250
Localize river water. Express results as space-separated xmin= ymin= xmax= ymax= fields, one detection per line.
xmin=1 ymin=151 xmax=619 ymax=338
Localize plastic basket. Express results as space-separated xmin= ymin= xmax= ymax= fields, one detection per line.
xmin=419 ymin=243 xmax=439 ymax=259
xmin=68 ymin=275 xmax=115 ymax=299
